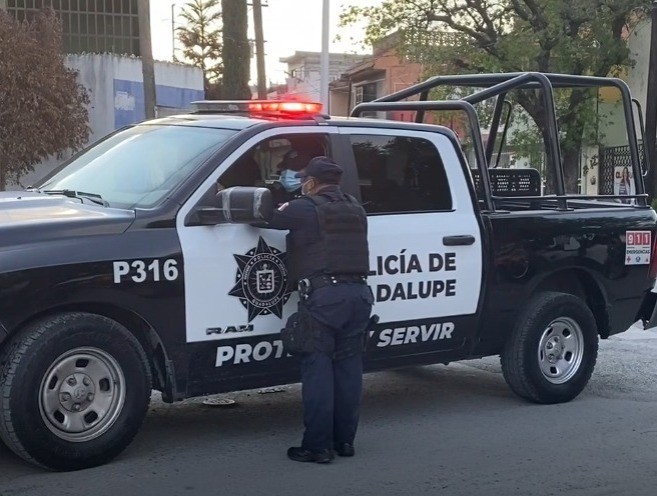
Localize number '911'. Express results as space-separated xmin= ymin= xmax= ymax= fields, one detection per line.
xmin=113 ymin=259 xmax=179 ymax=283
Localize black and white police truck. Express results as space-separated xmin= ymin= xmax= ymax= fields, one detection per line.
xmin=1 ymin=72 xmax=656 ymax=471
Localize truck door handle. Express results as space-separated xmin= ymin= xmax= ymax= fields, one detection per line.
xmin=443 ymin=235 xmax=475 ymax=246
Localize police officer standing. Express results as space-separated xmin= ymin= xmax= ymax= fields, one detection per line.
xmin=261 ymin=156 xmax=374 ymax=464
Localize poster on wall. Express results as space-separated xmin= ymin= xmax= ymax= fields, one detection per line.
xmin=114 ymin=80 xmax=144 ymax=129
xmin=613 ymin=165 xmax=635 ymax=204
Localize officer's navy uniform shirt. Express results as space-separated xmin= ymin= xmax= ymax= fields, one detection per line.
xmin=265 ymin=186 xmax=339 ymax=240
xmin=266 ymin=187 xmax=340 ymax=236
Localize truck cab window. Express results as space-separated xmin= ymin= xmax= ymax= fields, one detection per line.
xmin=217 ymin=134 xmax=330 ymax=206
xmin=350 ymin=135 xmax=453 ymax=214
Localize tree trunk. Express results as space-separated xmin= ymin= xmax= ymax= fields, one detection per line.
xmin=138 ymin=0 xmax=156 ymax=118
xmin=515 ymin=91 xmax=557 ymax=192
xmin=252 ymin=0 xmax=267 ymax=99
xmin=535 ymin=121 xmax=556 ymax=194
xmin=516 ymin=88 xmax=589 ymax=194
xmin=532 ymin=118 xmax=583 ymax=194
xmin=221 ymin=0 xmax=251 ymax=99
xmin=562 ymin=147 xmax=581 ymax=193
xmin=0 ymin=162 xmax=6 ymax=192
xmin=560 ymin=89 xmax=589 ymax=193
xmin=645 ymin=3 xmax=657 ymax=201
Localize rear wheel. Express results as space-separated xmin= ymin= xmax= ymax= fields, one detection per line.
xmin=500 ymin=292 xmax=598 ymax=404
xmin=0 ymin=312 xmax=151 ymax=470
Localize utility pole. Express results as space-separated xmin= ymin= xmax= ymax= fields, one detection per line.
xmin=252 ymin=0 xmax=267 ymax=99
xmin=138 ymin=0 xmax=156 ymax=119
xmin=171 ymin=3 xmax=176 ymax=61
xmin=320 ymin=0 xmax=329 ymax=110
xmin=646 ymin=1 xmax=657 ymax=200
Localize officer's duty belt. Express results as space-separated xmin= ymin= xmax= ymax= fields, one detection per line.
xmin=298 ymin=274 xmax=367 ymax=295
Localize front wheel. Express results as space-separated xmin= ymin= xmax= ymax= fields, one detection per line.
xmin=0 ymin=312 xmax=152 ymax=470
xmin=500 ymin=292 xmax=599 ymax=404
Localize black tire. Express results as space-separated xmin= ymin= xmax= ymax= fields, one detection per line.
xmin=0 ymin=312 xmax=152 ymax=471
xmin=500 ymin=291 xmax=598 ymax=404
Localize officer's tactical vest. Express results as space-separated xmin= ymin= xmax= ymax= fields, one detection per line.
xmin=288 ymin=191 xmax=369 ymax=282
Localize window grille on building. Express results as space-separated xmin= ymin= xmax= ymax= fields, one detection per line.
xmin=6 ymin=0 xmax=140 ymax=56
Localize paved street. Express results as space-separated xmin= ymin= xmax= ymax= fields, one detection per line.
xmin=1 ymin=326 xmax=657 ymax=496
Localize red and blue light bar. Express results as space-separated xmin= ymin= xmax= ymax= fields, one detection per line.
xmin=190 ymin=100 xmax=324 ymax=119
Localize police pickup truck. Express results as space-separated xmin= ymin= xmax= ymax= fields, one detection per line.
xmin=0 ymin=72 xmax=655 ymax=471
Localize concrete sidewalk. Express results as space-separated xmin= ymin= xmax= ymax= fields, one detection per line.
xmin=610 ymin=322 xmax=657 ymax=340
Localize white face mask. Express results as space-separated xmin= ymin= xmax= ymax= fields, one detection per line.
xmin=279 ymin=169 xmax=302 ymax=192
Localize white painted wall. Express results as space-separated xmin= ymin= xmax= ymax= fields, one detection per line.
xmin=286 ymin=70 xmax=322 ymax=102
xmin=63 ymin=54 xmax=203 ymax=145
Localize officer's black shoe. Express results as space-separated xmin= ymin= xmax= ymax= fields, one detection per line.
xmin=334 ymin=443 xmax=355 ymax=457
xmin=287 ymin=447 xmax=333 ymax=463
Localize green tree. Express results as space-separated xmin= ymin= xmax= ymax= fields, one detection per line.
xmin=221 ymin=0 xmax=251 ymax=99
xmin=0 ymin=9 xmax=89 ymax=191
xmin=177 ymin=0 xmax=223 ymax=95
xmin=341 ymin=0 xmax=650 ymax=192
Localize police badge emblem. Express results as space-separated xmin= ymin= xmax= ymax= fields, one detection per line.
xmin=229 ymin=237 xmax=292 ymax=322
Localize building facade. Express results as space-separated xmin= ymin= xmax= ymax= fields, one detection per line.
xmin=1 ymin=0 xmax=140 ymax=55
xmin=328 ymin=33 xmax=425 ymax=121
xmin=276 ymin=51 xmax=367 ymax=109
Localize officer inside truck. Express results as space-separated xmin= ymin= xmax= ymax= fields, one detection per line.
xmin=272 ymin=148 xmax=310 ymax=205
xmin=271 ymin=136 xmax=326 ymax=206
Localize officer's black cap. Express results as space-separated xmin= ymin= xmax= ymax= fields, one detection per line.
xmin=295 ymin=156 xmax=343 ymax=184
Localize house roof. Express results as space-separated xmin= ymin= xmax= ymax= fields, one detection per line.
xmin=344 ymin=60 xmax=376 ymax=76
xmin=279 ymin=51 xmax=368 ymax=65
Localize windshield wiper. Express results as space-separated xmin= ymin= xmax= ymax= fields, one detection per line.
xmin=43 ymin=189 xmax=109 ymax=207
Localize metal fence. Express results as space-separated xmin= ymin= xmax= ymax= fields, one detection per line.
xmin=598 ymin=143 xmax=646 ymax=195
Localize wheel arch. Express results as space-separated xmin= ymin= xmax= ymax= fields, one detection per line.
xmin=500 ymin=290 xmax=599 ymax=404
xmin=528 ymin=268 xmax=610 ymax=338
xmin=3 ymin=302 xmax=175 ymax=401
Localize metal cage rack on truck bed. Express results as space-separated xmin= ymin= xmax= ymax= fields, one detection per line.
xmin=350 ymin=72 xmax=650 ymax=212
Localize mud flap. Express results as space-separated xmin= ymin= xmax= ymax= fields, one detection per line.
xmin=637 ymin=289 xmax=657 ymax=329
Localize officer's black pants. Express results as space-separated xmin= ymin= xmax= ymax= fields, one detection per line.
xmin=299 ymin=282 xmax=374 ymax=452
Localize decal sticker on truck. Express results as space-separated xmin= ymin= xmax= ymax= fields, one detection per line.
xmin=626 ymin=230 xmax=651 ymax=265
xmin=229 ymin=236 xmax=292 ymax=321
xmin=369 ymin=251 xmax=458 ymax=302
xmin=112 ymin=258 xmax=179 ymax=283
xmin=213 ymin=321 xmax=457 ymax=366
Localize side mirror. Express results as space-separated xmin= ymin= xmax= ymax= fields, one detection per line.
xmin=195 ymin=186 xmax=274 ymax=225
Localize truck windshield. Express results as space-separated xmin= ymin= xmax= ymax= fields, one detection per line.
xmin=36 ymin=124 xmax=237 ymax=209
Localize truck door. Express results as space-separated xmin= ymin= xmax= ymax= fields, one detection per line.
xmin=338 ymin=127 xmax=485 ymax=363
xmin=175 ymin=128 xmax=340 ymax=389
